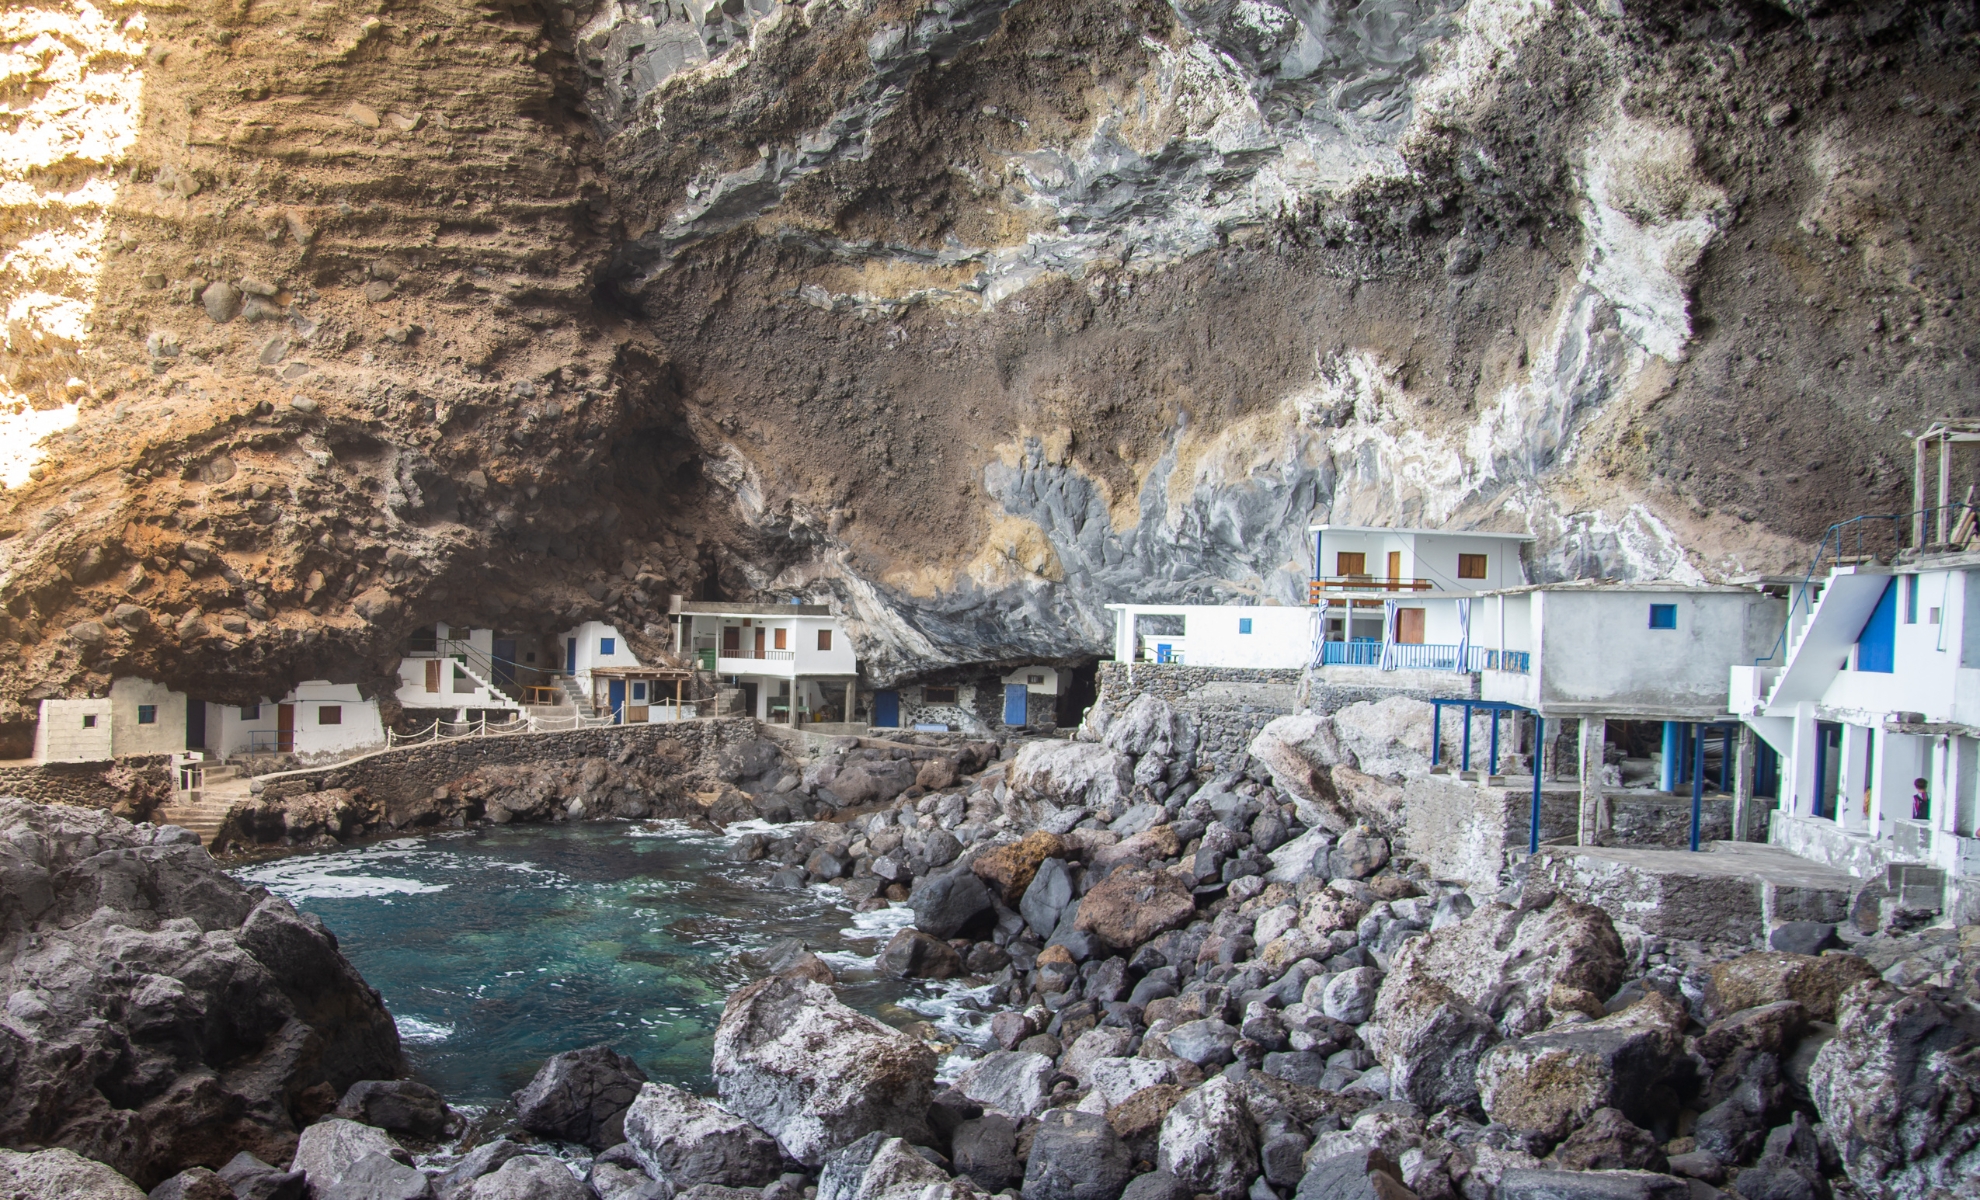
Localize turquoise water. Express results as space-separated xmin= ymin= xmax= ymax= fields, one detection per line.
xmin=233 ymin=821 xmax=956 ymax=1107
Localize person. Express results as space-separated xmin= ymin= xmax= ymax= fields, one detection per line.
xmin=1913 ymin=777 xmax=1931 ymax=821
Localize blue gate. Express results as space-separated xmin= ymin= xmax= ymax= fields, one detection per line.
xmin=1004 ymin=684 xmax=1028 ymax=727
xmin=873 ymin=690 xmax=899 ymax=728
xmin=608 ymin=679 xmax=626 ymax=724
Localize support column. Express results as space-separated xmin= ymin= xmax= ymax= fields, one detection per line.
xmin=1839 ymin=724 xmax=1873 ymax=831
xmin=1660 ymin=721 xmax=1681 ymax=792
xmin=1579 ymin=716 xmax=1608 ymax=845
xmin=1789 ymin=703 xmax=1819 ymax=818
xmin=1542 ymin=719 xmax=1565 ymax=782
xmin=1733 ymin=724 xmax=1758 ymax=842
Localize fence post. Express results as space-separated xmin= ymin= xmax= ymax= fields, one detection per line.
xmin=1690 ymin=721 xmax=1706 ymax=851
xmin=1530 ymin=715 xmax=1544 ymax=854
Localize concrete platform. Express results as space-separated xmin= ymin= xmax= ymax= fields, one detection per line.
xmin=1532 ymin=841 xmax=1858 ymax=946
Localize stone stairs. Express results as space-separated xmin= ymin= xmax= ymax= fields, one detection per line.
xmin=153 ymin=765 xmax=253 ymax=847
xmin=557 ymin=674 xmax=595 ymax=716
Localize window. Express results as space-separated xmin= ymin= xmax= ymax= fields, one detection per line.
xmin=817 ymin=629 xmax=832 ymax=651
xmin=1648 ymin=604 xmax=1677 ymax=630
xmin=599 ymin=638 xmax=616 ymax=656
xmin=774 ymin=628 xmax=788 ymax=650
xmin=1905 ymin=576 xmax=1919 ymax=625
xmin=525 ymin=652 xmax=537 ymax=663
xmin=924 ymin=686 xmax=958 ymax=705
xmin=82 ymin=714 xmax=97 ymax=728
xmin=1238 ymin=617 xmax=1253 ymax=634
xmin=1458 ymin=554 xmax=1488 ymax=580
xmin=1930 ymin=607 xmax=1943 ymax=624
xmin=319 ymin=706 xmax=342 ymax=725
xmin=632 ymin=682 xmax=647 ymax=702
xmin=1028 ymin=674 xmax=1045 ymax=685
xmin=240 ymin=704 xmax=260 ymax=720
xmin=1336 ymin=552 xmax=1367 ymax=576
xmin=137 ymin=705 xmax=157 ymax=725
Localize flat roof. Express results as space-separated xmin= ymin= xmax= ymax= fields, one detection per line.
xmin=675 ymin=602 xmax=833 ymax=617
xmin=1475 ymin=580 xmax=1763 ymax=597
xmin=1307 ymin=524 xmax=1535 ymax=541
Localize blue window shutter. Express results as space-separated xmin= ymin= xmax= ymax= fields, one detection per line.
xmin=1239 ymin=618 xmax=1253 ymax=634
xmin=600 ymin=638 xmax=615 ymax=655
xmin=137 ymin=705 xmax=157 ymax=724
xmin=1855 ymin=579 xmax=1898 ymax=673
xmin=1648 ymin=604 xmax=1677 ymax=629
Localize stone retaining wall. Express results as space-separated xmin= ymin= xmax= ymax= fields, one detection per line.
xmin=0 ymin=755 xmax=173 ymax=814
xmin=253 ymin=717 xmax=761 ymax=809
xmin=1097 ymin=663 xmax=1303 ymax=769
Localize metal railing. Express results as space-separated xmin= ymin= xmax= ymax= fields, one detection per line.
xmin=1467 ymin=646 xmax=1531 ymax=673
xmin=1320 ymin=640 xmax=1382 ymax=666
xmin=1309 ymin=576 xmax=1436 ymax=603
xmin=1756 ymin=512 xmax=1908 ymax=668
xmin=717 ymin=649 xmax=796 ymax=662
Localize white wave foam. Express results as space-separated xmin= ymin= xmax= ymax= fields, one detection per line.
xmin=395 ymin=1015 xmax=455 ymax=1044
xmin=236 ymin=859 xmax=448 ymax=901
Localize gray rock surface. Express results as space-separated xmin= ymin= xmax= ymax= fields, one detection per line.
xmin=712 ymin=974 xmax=937 ymax=1166
xmin=953 ymin=1050 xmax=1055 ymax=1119
xmin=1025 ymin=1110 xmax=1136 ymax=1200
xmin=316 ymin=1152 xmax=431 ymax=1200
xmin=622 ymin=1082 xmax=786 ymax=1189
xmin=1157 ymin=1077 xmax=1259 ymax=1200
xmin=334 ymin=1080 xmax=458 ymax=1141
xmin=291 ymin=1119 xmax=409 ymax=1197
xmin=148 ymin=1167 xmax=235 ymax=1200
xmin=217 ymin=1152 xmax=307 ymax=1200
xmin=909 ymin=871 xmax=993 ymax=939
xmin=0 ymin=801 xmax=405 ymax=1188
xmin=0 ymin=1148 xmax=146 ymax=1199
xmin=514 ymin=1044 xmax=651 ymax=1149
xmin=454 ymin=1155 xmax=588 ymax=1200
xmin=1476 ymin=994 xmax=1688 ymax=1142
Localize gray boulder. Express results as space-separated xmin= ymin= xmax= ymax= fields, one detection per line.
xmin=846 ymin=1137 xmax=949 ymax=1200
xmin=590 ymin=1160 xmax=674 ymax=1200
xmin=514 ymin=1044 xmax=651 ymax=1149
xmin=622 ymin=1082 xmax=785 ymax=1189
xmin=1025 ymin=1110 xmax=1135 ymax=1200
xmin=910 ymin=871 xmax=993 ymax=939
xmin=1476 ymin=993 xmax=1688 ymax=1142
xmin=1322 ymin=967 xmax=1382 ymax=1025
xmin=1009 ymin=741 xmax=1133 ymax=811
xmin=217 ymin=1152 xmax=306 ymax=1200
xmin=1120 ymin=1173 xmax=1192 ymax=1200
xmin=952 ymin=1115 xmax=1022 ymax=1192
xmin=335 ymin=1080 xmax=459 ymax=1141
xmin=318 ymin=1152 xmax=431 ymax=1200
xmin=434 ymin=1142 xmax=527 ymax=1200
xmin=1020 ymin=858 xmax=1075 ymax=938
xmin=713 ymin=974 xmax=937 ymax=1166
xmin=292 ymin=1120 xmax=409 ymax=1194
xmin=145 ymin=1167 xmax=233 ymax=1200
xmin=1157 ymin=1076 xmax=1259 ymax=1200
xmin=1165 ymin=1018 xmax=1241 ymax=1068
xmin=1292 ymin=1149 xmax=1412 ymax=1200
xmin=954 ymin=1050 xmax=1056 ymax=1119
xmin=0 ymin=1148 xmax=145 ymax=1199
xmin=1328 ymin=830 xmax=1389 ymax=881
xmin=1493 ymin=1169 xmax=1691 ymax=1200
xmin=454 ymin=1156 xmax=588 ymax=1200
xmin=1103 ymin=696 xmax=1199 ymax=765
xmin=1247 ymin=716 xmax=1353 ymax=831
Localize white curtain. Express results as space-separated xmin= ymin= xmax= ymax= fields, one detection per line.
xmin=1379 ymin=599 xmax=1399 ymax=671
xmin=1455 ymin=598 xmax=1472 ymax=673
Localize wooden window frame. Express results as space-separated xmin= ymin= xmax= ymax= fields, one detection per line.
xmin=1457 ymin=553 xmax=1488 ymax=580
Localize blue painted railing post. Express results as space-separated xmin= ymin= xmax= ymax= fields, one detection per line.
xmin=1690 ymin=721 xmax=1706 ymax=851
xmin=1489 ymin=710 xmax=1501 ymax=777
xmin=1660 ymin=721 xmax=1680 ymax=792
xmin=1461 ymin=702 xmax=1474 ymax=772
xmin=1530 ymin=714 xmax=1544 ymax=854
xmin=1431 ymin=702 xmax=1442 ymax=768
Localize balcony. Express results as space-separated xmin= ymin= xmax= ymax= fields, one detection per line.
xmin=1309 ymin=576 xmax=1436 ymax=603
xmin=716 ymin=649 xmax=798 ymax=676
xmin=1469 ymin=647 xmax=1531 ymax=674
xmin=1317 ymin=642 xmax=1532 ymax=673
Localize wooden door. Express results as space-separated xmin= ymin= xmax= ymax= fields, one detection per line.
xmin=721 ymin=626 xmax=740 ymax=655
xmin=1386 ymin=551 xmax=1402 ymax=582
xmin=425 ymin=660 xmax=442 ymax=693
xmin=754 ymin=628 xmax=766 ymax=658
xmin=1397 ymin=609 xmax=1426 ymax=644
xmin=276 ymin=704 xmax=295 ymax=752
xmin=1336 ymin=551 xmax=1365 ymax=577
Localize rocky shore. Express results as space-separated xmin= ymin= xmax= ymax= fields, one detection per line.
xmin=7 ymin=696 xmax=1980 ymax=1200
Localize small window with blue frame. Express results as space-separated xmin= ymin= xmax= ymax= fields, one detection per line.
xmin=137 ymin=704 xmax=157 ymax=724
xmin=600 ymin=637 xmax=616 ymax=655
xmin=1648 ymin=603 xmax=1677 ymax=629
xmin=1239 ymin=618 xmax=1253 ymax=634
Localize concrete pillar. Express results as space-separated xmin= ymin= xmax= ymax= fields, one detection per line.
xmin=1733 ymin=724 xmax=1758 ymax=841
xmin=1839 ymin=723 xmax=1873 ymax=831
xmin=1873 ymin=730 xmax=1921 ymax=835
xmin=1788 ymin=703 xmax=1819 ymax=818
xmin=1579 ymin=717 xmax=1608 ymax=845
xmin=1541 ymin=718 xmax=1566 ymax=782
xmin=1659 ymin=721 xmax=1681 ymax=793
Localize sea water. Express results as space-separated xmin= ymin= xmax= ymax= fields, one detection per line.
xmin=232 ymin=820 xmax=988 ymax=1107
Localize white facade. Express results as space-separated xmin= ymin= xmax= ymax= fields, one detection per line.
xmin=1730 ymin=559 xmax=1980 ymax=888
xmin=1307 ymin=525 xmax=1531 ymax=671
xmin=1480 ymin=583 xmax=1785 ymax=718
xmin=33 ymin=698 xmax=114 ymax=762
xmin=200 ymin=683 xmax=386 ymax=759
xmin=1308 ymin=524 xmax=1531 ymax=592
xmin=1104 ymin=604 xmax=1316 ymax=669
xmin=677 ymin=603 xmax=858 ymax=723
xmin=395 ymin=622 xmax=522 ymax=716
xmin=561 ymin=620 xmax=640 ymax=685
xmin=1003 ymin=665 xmax=1060 ymax=695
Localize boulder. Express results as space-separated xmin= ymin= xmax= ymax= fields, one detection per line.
xmin=954 ymin=1050 xmax=1055 ymax=1119
xmin=0 ymin=801 xmax=406 ymax=1188
xmin=1694 ymin=1001 xmax=1808 ymax=1108
xmin=1331 ymin=768 xmax=1409 ymax=836
xmin=1075 ymin=863 xmax=1197 ymax=949
xmin=514 ymin=1044 xmax=651 ymax=1149
xmin=590 ymin=1160 xmax=673 ymax=1200
xmin=972 ymin=831 xmax=1066 ymax=905
xmin=1331 ymin=697 xmax=1480 ymax=780
xmin=1020 ymin=858 xmax=1076 ymax=937
xmin=1085 ymin=1058 xmax=1177 ymax=1108
xmin=1164 ymin=1018 xmax=1241 ymax=1068
xmin=216 ymin=1152 xmax=306 ymax=1200
xmin=910 ymin=871 xmax=994 ymax=939
xmin=1809 ymin=978 xmax=1980 ymax=1196
xmin=713 ymin=974 xmax=937 ymax=1166
xmin=1121 ymin=1171 xmax=1193 ymax=1200
xmin=0 ymin=1149 xmax=145 ymax=1200
xmin=846 ymin=1136 xmax=950 ymax=1200
xmin=315 ymin=1152 xmax=430 ymax=1200
xmin=1766 ymin=923 xmax=1842 ymax=957
xmin=1247 ymin=716 xmax=1354 ymax=831
xmin=1157 ymin=1076 xmax=1260 ymax=1200
xmin=1493 ymin=1169 xmax=1690 ymax=1200
xmin=1292 ymin=1149 xmax=1414 ymax=1200
xmin=1102 ymin=696 xmax=1198 ymax=764
xmin=1553 ymin=1109 xmax=1669 ymax=1173
xmin=824 ymin=760 xmax=918 ymax=808
xmin=917 ymin=758 xmax=961 ymax=791
xmin=622 ymin=1082 xmax=785 ymax=1189
xmin=292 ymin=1120 xmax=409 ymax=1193
xmin=1329 ymin=830 xmax=1390 ymax=880
xmin=877 ymin=929 xmax=965 ymax=978
xmin=150 ymin=1167 xmax=235 ymax=1200
xmin=1708 ymin=952 xmax=1879 ymax=1022
xmin=1361 ymin=976 xmax=1502 ymax=1112
xmin=952 ymin=1115 xmax=1023 ymax=1192
xmin=454 ymin=1155 xmax=587 ymax=1200
xmin=1322 ymin=968 xmax=1383 ymax=1025
xmin=334 ymin=1080 xmax=458 ymax=1141
xmin=434 ymin=1142 xmax=527 ymax=1200
xmin=1010 ymin=741 xmax=1133 ymax=811
xmin=1476 ymin=994 xmax=1689 ymax=1144
xmin=1025 ymin=1109 xmax=1136 ymax=1200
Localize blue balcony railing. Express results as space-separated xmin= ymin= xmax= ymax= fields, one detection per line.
xmin=1320 ymin=640 xmax=1382 ymax=666
xmin=1321 ymin=641 xmax=1530 ymax=672
xmin=1466 ymin=647 xmax=1531 ymax=673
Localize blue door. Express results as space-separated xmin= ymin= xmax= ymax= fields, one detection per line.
xmin=608 ymin=679 xmax=626 ymax=724
xmin=1004 ymin=684 xmax=1029 ymax=727
xmin=566 ymin=637 xmax=577 ymax=673
xmin=873 ymin=690 xmax=899 ymax=728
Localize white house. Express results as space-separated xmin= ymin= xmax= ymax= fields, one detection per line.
xmin=395 ymin=622 xmax=526 ymax=720
xmin=33 ymin=677 xmax=189 ymax=763
xmin=557 ymin=619 xmax=694 ymax=724
xmin=1000 ymin=665 xmax=1060 ymax=728
xmin=201 ymin=682 xmax=388 ymax=760
xmin=673 ymin=601 xmax=857 ymax=724
xmin=1307 ymin=524 xmax=1532 ymax=669
xmin=1729 ymin=555 xmax=1980 ymax=914
xmin=1104 ymin=603 xmax=1315 ymax=669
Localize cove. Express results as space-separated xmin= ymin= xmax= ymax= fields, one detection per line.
xmin=233 ymin=820 xmax=948 ymax=1108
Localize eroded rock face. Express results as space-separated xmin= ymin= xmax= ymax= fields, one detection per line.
xmin=514 ymin=1044 xmax=651 ymax=1150
xmin=0 ymin=1147 xmax=146 ymax=1199
xmin=1009 ymin=743 xmax=1132 ymax=814
xmin=1476 ymin=994 xmax=1689 ymax=1143
xmin=621 ymin=1083 xmax=786 ymax=1189
xmin=0 ymin=801 xmax=404 ymax=1187
xmin=1809 ymin=979 xmax=1980 ymax=1196
xmin=711 ymin=974 xmax=937 ymax=1166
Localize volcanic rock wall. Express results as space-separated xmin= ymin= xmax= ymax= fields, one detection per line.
xmin=1 ymin=0 xmax=1976 ymax=737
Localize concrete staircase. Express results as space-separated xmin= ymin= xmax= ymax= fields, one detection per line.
xmin=153 ymin=765 xmax=253 ymax=847
xmin=1761 ymin=566 xmax=1894 ymax=710
xmin=557 ymin=675 xmax=596 ymax=717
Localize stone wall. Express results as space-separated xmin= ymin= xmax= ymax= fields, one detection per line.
xmin=1097 ymin=662 xmax=1304 ymax=769
xmin=0 ymin=756 xmax=174 ymax=815
xmin=253 ymin=717 xmax=760 ymax=811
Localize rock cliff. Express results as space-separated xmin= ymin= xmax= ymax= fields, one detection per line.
xmin=2 ymin=0 xmax=1976 ymax=727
